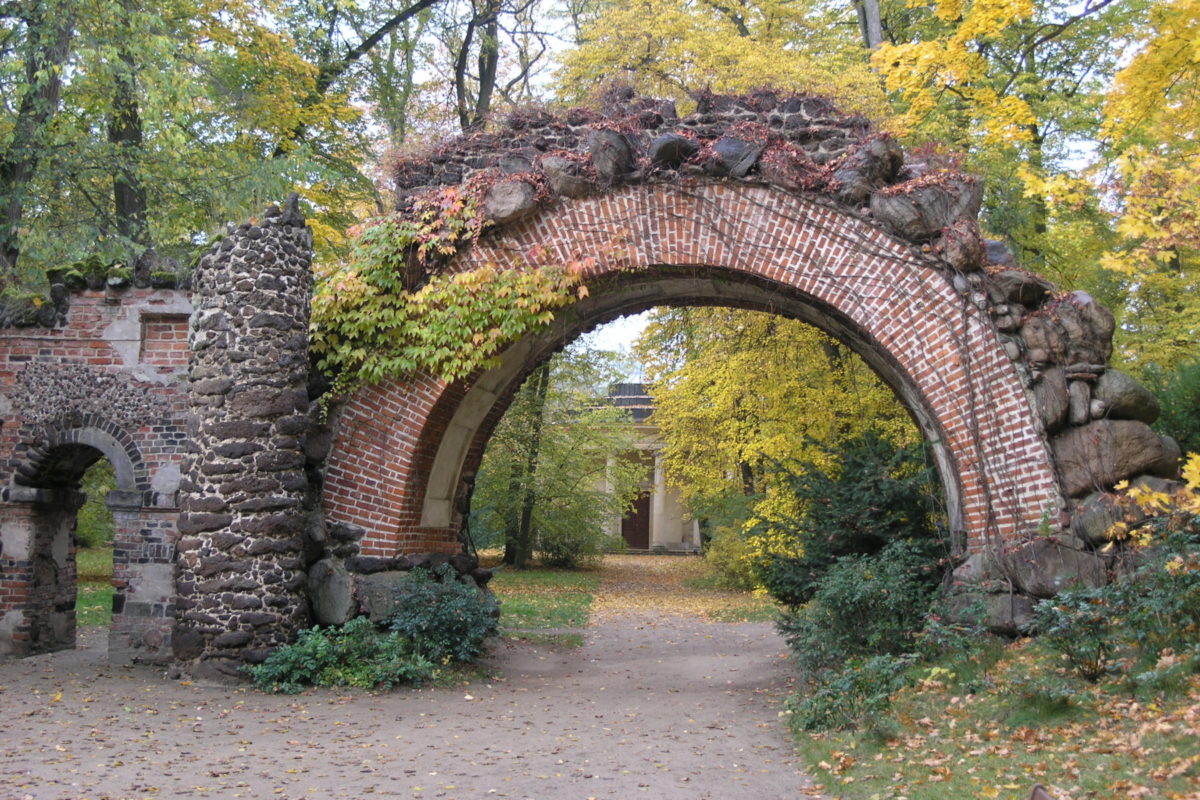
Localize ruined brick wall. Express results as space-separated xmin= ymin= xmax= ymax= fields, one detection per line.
xmin=321 ymin=89 xmax=1179 ymax=614
xmin=0 ymin=283 xmax=191 ymax=660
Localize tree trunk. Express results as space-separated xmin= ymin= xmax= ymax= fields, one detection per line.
xmin=855 ymin=0 xmax=884 ymax=49
xmin=503 ymin=362 xmax=552 ymax=567
xmin=109 ymin=4 xmax=151 ymax=255
xmin=0 ymin=5 xmax=74 ymax=281
xmin=454 ymin=0 xmax=501 ymax=132
xmin=1020 ymin=49 xmax=1048 ymax=264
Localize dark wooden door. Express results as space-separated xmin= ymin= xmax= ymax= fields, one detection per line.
xmin=621 ymin=492 xmax=651 ymax=550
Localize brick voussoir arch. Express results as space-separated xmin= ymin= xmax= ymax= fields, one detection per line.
xmin=323 ymin=182 xmax=1064 ymax=559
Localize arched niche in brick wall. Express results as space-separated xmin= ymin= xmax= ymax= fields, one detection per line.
xmin=322 ymin=183 xmax=1064 ymax=559
xmin=1 ymin=419 xmax=176 ymax=662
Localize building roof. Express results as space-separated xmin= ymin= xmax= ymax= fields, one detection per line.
xmin=609 ymin=382 xmax=655 ymax=423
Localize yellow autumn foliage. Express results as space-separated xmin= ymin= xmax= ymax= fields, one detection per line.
xmin=555 ymin=0 xmax=884 ymax=116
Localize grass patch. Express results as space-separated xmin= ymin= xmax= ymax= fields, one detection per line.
xmin=75 ymin=547 xmax=114 ymax=627
xmin=490 ymin=566 xmax=599 ymax=629
xmin=503 ymin=631 xmax=586 ymax=649
xmin=792 ymin=638 xmax=1200 ymax=799
xmin=76 ymin=546 xmax=113 ymax=580
xmin=77 ymin=582 xmax=113 ymax=627
xmin=706 ymin=604 xmax=778 ymax=623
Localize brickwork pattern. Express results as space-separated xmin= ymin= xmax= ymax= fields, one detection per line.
xmin=324 ymin=183 xmax=1063 ymax=557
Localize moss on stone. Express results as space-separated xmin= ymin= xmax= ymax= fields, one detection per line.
xmin=0 ymin=290 xmax=47 ymax=326
xmin=149 ymin=271 xmax=178 ymax=289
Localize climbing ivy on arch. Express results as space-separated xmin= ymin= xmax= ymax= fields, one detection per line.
xmin=310 ymin=182 xmax=588 ymax=396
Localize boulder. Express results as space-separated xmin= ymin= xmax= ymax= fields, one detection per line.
xmin=1070 ymin=491 xmax=1138 ymax=548
xmin=868 ymin=172 xmax=983 ymax=242
xmin=1153 ymin=435 xmax=1182 ymax=479
xmin=705 ymin=134 xmax=767 ymax=178
xmin=1034 ymin=366 xmax=1070 ymax=433
xmin=1002 ymin=536 xmax=1107 ymax=598
xmin=648 ymin=133 xmax=699 ymax=168
xmin=353 ymin=570 xmax=413 ymax=622
xmin=758 ymin=145 xmax=826 ymax=192
xmin=308 ymin=558 xmax=355 ymax=625
xmin=831 ymin=135 xmax=903 ymax=206
xmin=944 ymin=590 xmax=1036 ymax=636
xmin=1093 ymin=369 xmax=1161 ymax=424
xmin=986 ymin=267 xmax=1053 ymax=307
xmin=540 ymin=155 xmax=595 ymax=199
xmin=1052 ymin=419 xmax=1171 ymax=497
xmin=586 ymin=129 xmax=636 ymax=182
xmin=498 ymin=153 xmax=534 ymax=174
xmin=1020 ymin=292 xmax=1115 ymax=368
xmin=1068 ymin=380 xmax=1091 ymax=426
xmin=482 ymin=179 xmax=539 ymax=226
xmin=934 ymin=217 xmax=985 ymax=272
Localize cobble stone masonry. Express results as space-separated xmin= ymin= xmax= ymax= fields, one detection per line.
xmin=0 ymin=89 xmax=1182 ymax=664
xmin=171 ymin=198 xmax=316 ymax=679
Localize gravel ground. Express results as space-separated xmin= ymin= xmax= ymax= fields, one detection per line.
xmin=1 ymin=565 xmax=826 ymax=800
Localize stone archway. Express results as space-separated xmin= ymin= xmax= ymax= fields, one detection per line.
xmin=309 ymin=89 xmax=1177 ymax=634
xmin=0 ymin=419 xmax=176 ymax=662
xmin=322 ymin=183 xmax=1059 ymax=562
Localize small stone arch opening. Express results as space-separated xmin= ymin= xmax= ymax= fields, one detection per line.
xmin=0 ymin=425 xmax=174 ymax=662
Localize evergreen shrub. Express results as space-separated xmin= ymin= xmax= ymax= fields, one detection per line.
xmin=385 ymin=565 xmax=500 ymax=663
xmin=247 ymin=617 xmax=435 ymax=693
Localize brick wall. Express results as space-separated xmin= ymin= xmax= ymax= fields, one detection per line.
xmin=0 ymin=287 xmax=190 ymax=659
xmin=323 ymin=183 xmax=1063 ymax=558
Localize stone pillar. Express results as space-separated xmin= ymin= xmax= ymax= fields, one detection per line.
xmin=0 ymin=487 xmax=82 ymax=656
xmin=109 ymin=493 xmax=178 ymax=665
xmin=174 ymin=197 xmax=314 ymax=679
xmin=650 ymin=449 xmax=668 ymax=549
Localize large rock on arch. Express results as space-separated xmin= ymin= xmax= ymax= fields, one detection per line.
xmin=1093 ymin=369 xmax=1160 ymax=424
xmin=1052 ymin=419 xmax=1176 ymax=497
xmin=1020 ymin=291 xmax=1115 ymax=366
xmin=869 ymin=172 xmax=983 ymax=242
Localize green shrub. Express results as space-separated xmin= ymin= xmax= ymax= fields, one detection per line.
xmin=385 ymin=566 xmax=500 ymax=663
xmin=784 ymin=653 xmax=914 ymax=732
xmin=753 ymin=432 xmax=944 ymax=607
xmin=1032 ymin=587 xmax=1121 ymax=681
xmin=536 ymin=524 xmax=622 ymax=569
xmin=1034 ymin=510 xmax=1200 ymax=682
xmin=247 ymin=617 xmax=435 ymax=693
xmin=703 ymin=525 xmax=759 ymax=591
xmin=778 ymin=541 xmax=941 ymax=674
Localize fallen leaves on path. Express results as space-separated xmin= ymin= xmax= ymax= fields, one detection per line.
xmin=590 ymin=555 xmax=778 ymax=623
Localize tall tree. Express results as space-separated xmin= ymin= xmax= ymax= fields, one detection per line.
xmin=635 ymin=308 xmax=916 ymax=511
xmin=872 ymin=0 xmax=1146 ymax=279
xmin=0 ymin=1 xmax=73 ymax=282
xmin=555 ymin=0 xmax=883 ymax=115
xmin=1097 ymin=0 xmax=1200 ymax=372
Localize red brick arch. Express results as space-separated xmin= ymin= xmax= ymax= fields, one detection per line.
xmin=322 ymin=183 xmax=1063 ymax=558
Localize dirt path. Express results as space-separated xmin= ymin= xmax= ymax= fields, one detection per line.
xmin=0 ymin=558 xmax=825 ymax=800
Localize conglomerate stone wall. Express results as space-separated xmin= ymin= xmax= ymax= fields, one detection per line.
xmin=171 ymin=199 xmax=316 ymax=678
